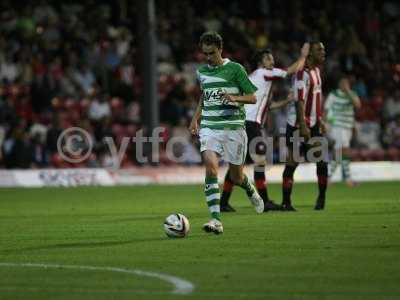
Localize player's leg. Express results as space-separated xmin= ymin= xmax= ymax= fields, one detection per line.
xmin=224 ymin=128 xmax=263 ymax=213
xmin=311 ymin=125 xmax=328 ymax=210
xmin=282 ymin=150 xmax=298 ymax=211
xmin=315 ymin=160 xmax=328 ymax=210
xmin=220 ymin=169 xmax=236 ymax=212
xmin=229 ymin=164 xmax=264 ymax=214
xmin=328 ymin=127 xmax=356 ymax=187
xmin=340 ymin=129 xmax=357 ymax=187
xmin=202 ymin=150 xmax=223 ymax=233
xmin=342 ymin=147 xmax=353 ymax=185
xmin=254 ymin=164 xmax=281 ymax=211
xmin=246 ymin=121 xmax=280 ymax=211
xmin=199 ymin=128 xmax=223 ymax=234
xmin=327 ymin=127 xmax=339 ymax=179
xmin=329 ymin=160 xmax=338 ymax=178
xmin=281 ymin=124 xmax=299 ymax=211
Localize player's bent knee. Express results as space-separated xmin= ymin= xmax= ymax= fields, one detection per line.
xmin=203 ymin=160 xmax=218 ymax=178
xmin=205 ymin=169 xmax=218 ymax=178
xmin=205 ymin=164 xmax=218 ymax=178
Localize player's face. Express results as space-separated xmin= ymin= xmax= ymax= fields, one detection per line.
xmin=311 ymin=43 xmax=326 ymax=65
xmin=201 ymin=44 xmax=222 ymax=66
xmin=339 ymin=78 xmax=351 ymax=91
xmin=262 ymin=54 xmax=274 ymax=69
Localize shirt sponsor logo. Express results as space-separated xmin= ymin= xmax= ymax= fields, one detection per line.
xmin=203 ymin=89 xmax=225 ymax=102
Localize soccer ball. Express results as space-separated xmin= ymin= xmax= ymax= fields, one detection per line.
xmin=164 ymin=214 xmax=190 ymax=238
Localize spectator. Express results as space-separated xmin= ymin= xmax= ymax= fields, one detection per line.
xmin=383 ymin=89 xmax=400 ymax=121
xmin=383 ymin=114 xmax=400 ymax=148
xmin=355 ymin=121 xmax=382 ymax=150
xmin=0 ymin=53 xmax=19 ymax=83
xmin=73 ymin=63 xmax=96 ymax=95
xmin=2 ymin=127 xmax=33 ymax=168
xmin=88 ymin=93 xmax=111 ymax=122
xmin=0 ymin=1 xmax=399 ymax=168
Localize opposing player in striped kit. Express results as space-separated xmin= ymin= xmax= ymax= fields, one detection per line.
xmin=325 ymin=75 xmax=361 ymax=186
xmin=189 ymin=32 xmax=264 ymax=234
xmin=220 ymin=44 xmax=310 ymax=212
xmin=282 ymin=41 xmax=327 ymax=211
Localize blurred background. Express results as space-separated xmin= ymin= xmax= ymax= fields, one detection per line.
xmin=1 ymin=0 xmax=399 ymax=170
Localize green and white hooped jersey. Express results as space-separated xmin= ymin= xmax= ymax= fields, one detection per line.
xmin=325 ymin=89 xmax=357 ymax=129
xmin=197 ymin=59 xmax=257 ymax=130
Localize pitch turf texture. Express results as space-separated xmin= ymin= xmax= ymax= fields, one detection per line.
xmin=0 ymin=182 xmax=399 ymax=300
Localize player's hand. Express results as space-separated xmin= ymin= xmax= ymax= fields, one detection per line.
xmin=300 ymin=43 xmax=310 ymax=58
xmin=189 ymin=120 xmax=199 ymax=136
xmin=286 ymin=91 xmax=295 ymax=102
xmin=221 ymin=93 xmax=236 ymax=104
xmin=300 ymin=124 xmax=311 ymax=140
xmin=340 ymin=78 xmax=352 ymax=93
xmin=319 ymin=120 xmax=327 ymax=135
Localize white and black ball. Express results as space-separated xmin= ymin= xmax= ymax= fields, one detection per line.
xmin=164 ymin=214 xmax=190 ymax=238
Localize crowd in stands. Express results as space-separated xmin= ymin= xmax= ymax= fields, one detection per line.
xmin=1 ymin=0 xmax=399 ymax=169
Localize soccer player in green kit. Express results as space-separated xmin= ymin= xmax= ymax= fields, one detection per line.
xmin=189 ymin=32 xmax=264 ymax=234
xmin=325 ymin=75 xmax=361 ymax=186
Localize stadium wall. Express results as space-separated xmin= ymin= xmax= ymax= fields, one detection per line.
xmin=1 ymin=162 xmax=400 ymax=188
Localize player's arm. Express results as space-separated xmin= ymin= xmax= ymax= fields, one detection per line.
xmin=294 ymin=71 xmax=310 ymax=139
xmin=269 ymin=91 xmax=294 ymax=110
xmin=222 ymin=64 xmax=257 ymax=104
xmin=296 ymin=101 xmax=310 ymax=139
xmin=323 ymin=93 xmax=334 ymax=123
xmin=348 ymin=92 xmax=361 ymax=109
xmin=222 ymin=93 xmax=256 ymax=104
xmin=344 ymin=84 xmax=361 ymax=109
xmin=189 ymin=95 xmax=203 ymax=135
xmin=286 ymin=43 xmax=310 ymax=75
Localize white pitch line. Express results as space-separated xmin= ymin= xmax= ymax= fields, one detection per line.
xmin=0 ymin=263 xmax=195 ymax=295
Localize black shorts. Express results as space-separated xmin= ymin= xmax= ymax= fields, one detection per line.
xmin=285 ymin=123 xmax=322 ymax=157
xmin=245 ymin=121 xmax=267 ymax=163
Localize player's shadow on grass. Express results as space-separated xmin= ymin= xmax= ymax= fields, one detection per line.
xmin=1 ymin=236 xmax=197 ymax=254
xmin=99 ymin=215 xmax=164 ymax=223
xmin=2 ymin=233 xmax=206 ymax=254
xmin=348 ymin=210 xmax=400 ymax=215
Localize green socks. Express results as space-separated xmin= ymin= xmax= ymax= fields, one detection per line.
xmin=205 ymin=176 xmax=221 ymax=220
xmin=239 ymin=174 xmax=256 ymax=197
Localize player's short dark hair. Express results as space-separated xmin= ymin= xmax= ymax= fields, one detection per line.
xmin=251 ymin=49 xmax=272 ymax=70
xmin=337 ymin=72 xmax=353 ymax=86
xmin=309 ymin=40 xmax=322 ymax=51
xmin=338 ymin=72 xmax=349 ymax=80
xmin=199 ymin=31 xmax=223 ymax=49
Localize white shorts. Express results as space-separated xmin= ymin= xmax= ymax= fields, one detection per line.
xmin=328 ymin=127 xmax=352 ymax=149
xmin=199 ymin=128 xmax=247 ymax=165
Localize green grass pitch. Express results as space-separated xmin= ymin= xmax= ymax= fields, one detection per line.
xmin=0 ymin=182 xmax=399 ymax=300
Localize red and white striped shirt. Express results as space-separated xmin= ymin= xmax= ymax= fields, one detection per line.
xmin=245 ymin=67 xmax=287 ymax=125
xmin=287 ymin=67 xmax=323 ymax=127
